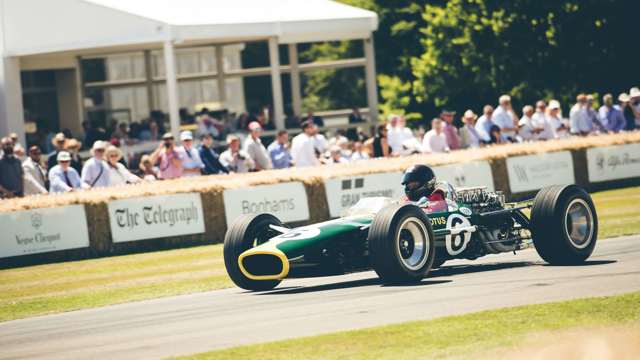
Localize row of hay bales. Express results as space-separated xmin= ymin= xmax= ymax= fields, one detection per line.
xmin=2 ymin=132 xmax=640 ymax=267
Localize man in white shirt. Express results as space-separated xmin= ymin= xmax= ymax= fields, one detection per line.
xmin=475 ymin=105 xmax=495 ymax=143
xmin=422 ymin=118 xmax=449 ymax=153
xmin=291 ymin=121 xmax=321 ymax=167
xmin=532 ymin=100 xmax=555 ymax=140
xmin=179 ymin=130 xmax=204 ymax=177
xmin=518 ymin=105 xmax=539 ymax=141
xmin=492 ymin=95 xmax=518 ymax=141
xmin=547 ymin=100 xmax=569 ymax=138
xmin=244 ymin=122 xmax=272 ymax=171
xmin=22 ymin=145 xmax=48 ymax=195
xmin=387 ymin=115 xmax=414 ymax=154
xmin=570 ymin=94 xmax=593 ymax=135
xmin=81 ymin=141 xmax=110 ymax=188
xmin=219 ymin=135 xmax=255 ymax=173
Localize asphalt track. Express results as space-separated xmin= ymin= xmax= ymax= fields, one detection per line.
xmin=1 ymin=236 xmax=639 ymax=360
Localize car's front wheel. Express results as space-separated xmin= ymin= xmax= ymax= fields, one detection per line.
xmin=530 ymin=185 xmax=598 ymax=265
xmin=368 ymin=204 xmax=435 ymax=284
xmin=223 ymin=213 xmax=284 ymax=291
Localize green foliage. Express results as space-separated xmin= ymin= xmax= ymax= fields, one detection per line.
xmin=378 ymin=74 xmax=421 ymax=122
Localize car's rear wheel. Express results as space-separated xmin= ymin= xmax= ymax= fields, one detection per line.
xmin=223 ymin=214 xmax=283 ymax=291
xmin=530 ymin=185 xmax=598 ymax=265
xmin=368 ymin=204 xmax=435 ymax=283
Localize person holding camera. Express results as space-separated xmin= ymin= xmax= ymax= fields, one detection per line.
xmin=150 ymin=133 xmax=184 ymax=180
xmin=219 ymin=135 xmax=254 ymax=173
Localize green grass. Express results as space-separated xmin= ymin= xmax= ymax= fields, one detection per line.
xmin=1 ymin=186 xmax=639 ymax=322
xmin=179 ymin=292 xmax=640 ymax=360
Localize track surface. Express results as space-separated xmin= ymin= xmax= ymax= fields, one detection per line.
xmin=1 ymin=236 xmax=639 ymax=360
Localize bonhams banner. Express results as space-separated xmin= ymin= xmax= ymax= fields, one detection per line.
xmin=586 ymin=143 xmax=640 ymax=182
xmin=325 ymin=172 xmax=404 ymax=218
xmin=506 ymin=151 xmax=575 ymax=193
xmin=0 ymin=205 xmax=89 ymax=258
xmin=223 ymin=182 xmax=310 ymax=225
xmin=108 ymin=193 xmax=205 ymax=243
xmin=433 ymin=161 xmax=495 ymax=191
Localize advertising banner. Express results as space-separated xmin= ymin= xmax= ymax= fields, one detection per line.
xmin=223 ymin=182 xmax=310 ymax=225
xmin=0 ymin=205 xmax=89 ymax=258
xmin=108 ymin=193 xmax=205 ymax=243
xmin=506 ymin=151 xmax=575 ymax=193
xmin=325 ymin=172 xmax=404 ymax=218
xmin=586 ymin=143 xmax=640 ymax=182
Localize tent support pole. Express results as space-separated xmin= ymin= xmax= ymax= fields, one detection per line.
xmin=163 ymin=39 xmax=181 ymax=139
xmin=215 ymin=45 xmax=226 ymax=104
xmin=364 ymin=36 xmax=379 ymax=124
xmin=268 ymin=37 xmax=285 ymax=130
xmin=288 ymin=43 xmax=302 ymax=117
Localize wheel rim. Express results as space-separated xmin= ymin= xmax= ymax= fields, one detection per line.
xmin=396 ymin=217 xmax=430 ymax=271
xmin=564 ymin=198 xmax=594 ymax=249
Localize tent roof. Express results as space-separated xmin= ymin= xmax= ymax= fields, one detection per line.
xmin=1 ymin=0 xmax=378 ymax=57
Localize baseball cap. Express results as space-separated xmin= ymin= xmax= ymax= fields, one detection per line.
xmin=57 ymin=151 xmax=71 ymax=162
xmin=180 ymin=130 xmax=193 ymax=141
xmin=548 ymin=100 xmax=561 ymax=110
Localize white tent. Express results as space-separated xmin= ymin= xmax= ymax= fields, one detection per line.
xmin=0 ymin=0 xmax=379 ymax=141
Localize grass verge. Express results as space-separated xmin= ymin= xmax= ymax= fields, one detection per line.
xmin=178 ymin=292 xmax=640 ymax=360
xmin=1 ymin=186 xmax=639 ymax=322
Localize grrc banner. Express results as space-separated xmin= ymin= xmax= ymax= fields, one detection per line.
xmin=108 ymin=193 xmax=205 ymax=243
xmin=223 ymin=182 xmax=310 ymax=225
xmin=433 ymin=161 xmax=495 ymax=191
xmin=325 ymin=172 xmax=404 ymax=218
xmin=0 ymin=205 xmax=89 ymax=258
xmin=586 ymin=143 xmax=640 ymax=182
xmin=506 ymin=151 xmax=575 ymax=193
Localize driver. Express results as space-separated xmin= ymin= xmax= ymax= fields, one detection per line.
xmin=401 ymin=164 xmax=447 ymax=212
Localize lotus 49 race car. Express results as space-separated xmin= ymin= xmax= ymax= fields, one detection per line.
xmin=223 ymin=183 xmax=597 ymax=291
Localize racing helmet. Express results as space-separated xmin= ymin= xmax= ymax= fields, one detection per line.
xmin=402 ymin=164 xmax=437 ymax=201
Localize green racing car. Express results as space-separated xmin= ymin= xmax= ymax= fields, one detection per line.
xmin=223 ymin=167 xmax=598 ymax=291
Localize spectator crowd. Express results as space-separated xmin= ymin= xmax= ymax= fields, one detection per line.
xmin=2 ymin=87 xmax=639 ymax=199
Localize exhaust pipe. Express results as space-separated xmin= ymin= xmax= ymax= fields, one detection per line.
xmin=238 ymin=246 xmax=290 ymax=280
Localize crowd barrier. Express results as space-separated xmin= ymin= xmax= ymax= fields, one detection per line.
xmin=2 ymin=137 xmax=639 ymax=267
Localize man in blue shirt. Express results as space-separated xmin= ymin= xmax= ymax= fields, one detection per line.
xmin=198 ymin=133 xmax=228 ymax=175
xmin=267 ymin=130 xmax=293 ymax=169
xmin=599 ymin=94 xmax=626 ymax=133
xmin=49 ymin=151 xmax=81 ymax=193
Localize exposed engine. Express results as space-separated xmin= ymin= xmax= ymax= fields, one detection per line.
xmin=455 ymin=186 xmax=530 ymax=257
xmin=455 ymin=186 xmax=505 ymax=212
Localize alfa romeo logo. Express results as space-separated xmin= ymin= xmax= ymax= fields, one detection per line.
xmin=31 ymin=212 xmax=43 ymax=230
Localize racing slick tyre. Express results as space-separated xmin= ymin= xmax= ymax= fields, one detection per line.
xmin=223 ymin=213 xmax=284 ymax=291
xmin=530 ymin=185 xmax=598 ymax=265
xmin=368 ymin=204 xmax=436 ymax=284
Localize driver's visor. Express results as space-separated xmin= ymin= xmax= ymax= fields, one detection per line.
xmin=405 ymin=181 xmax=422 ymax=190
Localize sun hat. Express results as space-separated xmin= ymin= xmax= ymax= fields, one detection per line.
xmin=57 ymin=151 xmax=71 ymax=162
xmin=180 ymin=130 xmax=193 ymax=141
